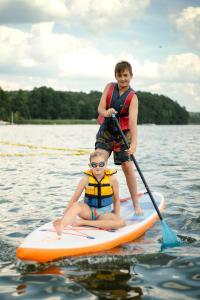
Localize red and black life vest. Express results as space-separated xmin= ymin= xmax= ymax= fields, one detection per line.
xmin=98 ymin=83 xmax=135 ymax=131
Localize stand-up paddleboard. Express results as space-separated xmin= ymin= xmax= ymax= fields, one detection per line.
xmin=16 ymin=192 xmax=164 ymax=263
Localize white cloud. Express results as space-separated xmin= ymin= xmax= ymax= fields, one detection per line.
xmin=0 ymin=23 xmax=199 ymax=111
xmin=159 ymin=53 xmax=200 ymax=82
xmin=133 ymin=53 xmax=200 ymax=83
xmin=0 ymin=23 xmax=115 ymax=78
xmin=171 ymin=6 xmax=200 ymax=49
xmin=0 ymin=78 xmax=20 ymax=90
xmin=31 ymin=22 xmax=54 ymax=36
xmin=64 ymin=0 xmax=151 ymax=32
xmin=0 ymin=0 xmax=150 ymax=32
xmin=58 ymin=48 xmax=115 ymax=78
xmin=0 ymin=0 xmax=68 ymax=23
xmin=0 ymin=25 xmax=34 ymax=67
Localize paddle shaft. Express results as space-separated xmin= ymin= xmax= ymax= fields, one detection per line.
xmin=112 ymin=114 xmax=163 ymax=220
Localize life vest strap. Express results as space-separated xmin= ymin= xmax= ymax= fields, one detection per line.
xmin=106 ymin=83 xmax=115 ymax=108
xmin=119 ymin=90 xmax=135 ymax=115
xmin=88 ymin=183 xmax=110 ymax=187
xmin=85 ymin=193 xmax=113 ymax=199
xmin=97 ymin=83 xmax=115 ymax=125
xmin=84 ymin=169 xmax=117 ymax=176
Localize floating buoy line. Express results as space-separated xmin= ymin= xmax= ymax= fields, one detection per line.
xmin=0 ymin=140 xmax=92 ymax=157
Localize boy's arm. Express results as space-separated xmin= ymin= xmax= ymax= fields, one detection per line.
xmin=63 ymin=176 xmax=88 ymax=214
xmin=98 ymin=83 xmax=117 ymax=117
xmin=128 ymin=94 xmax=138 ymax=155
xmin=110 ymin=175 xmax=120 ymax=217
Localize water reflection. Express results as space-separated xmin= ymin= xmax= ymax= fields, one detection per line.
xmin=16 ymin=265 xmax=143 ymax=300
xmin=16 ymin=267 xmax=96 ymax=299
xmin=74 ymin=268 xmax=143 ymax=299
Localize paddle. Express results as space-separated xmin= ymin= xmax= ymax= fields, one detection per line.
xmin=112 ymin=114 xmax=181 ymax=249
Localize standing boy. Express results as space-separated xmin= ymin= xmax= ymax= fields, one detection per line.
xmin=95 ymin=61 xmax=143 ymax=215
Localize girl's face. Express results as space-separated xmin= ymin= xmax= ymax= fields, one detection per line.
xmin=115 ymin=68 xmax=132 ymax=89
xmin=89 ymin=156 xmax=106 ymax=176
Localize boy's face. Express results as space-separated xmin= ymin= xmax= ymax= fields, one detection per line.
xmin=115 ymin=68 xmax=132 ymax=89
xmin=89 ymin=156 xmax=106 ymax=176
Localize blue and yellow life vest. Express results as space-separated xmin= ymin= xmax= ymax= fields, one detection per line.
xmin=84 ymin=169 xmax=117 ymax=208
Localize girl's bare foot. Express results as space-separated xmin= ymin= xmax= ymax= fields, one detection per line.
xmin=53 ymin=219 xmax=63 ymax=236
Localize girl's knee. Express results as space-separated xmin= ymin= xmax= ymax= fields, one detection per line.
xmin=112 ymin=218 xmax=126 ymax=229
xmin=72 ymin=202 xmax=82 ymax=212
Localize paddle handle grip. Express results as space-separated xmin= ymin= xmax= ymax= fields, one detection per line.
xmin=112 ymin=114 xmax=163 ymax=220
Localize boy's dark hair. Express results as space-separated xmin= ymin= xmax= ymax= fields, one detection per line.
xmin=115 ymin=61 xmax=133 ymax=76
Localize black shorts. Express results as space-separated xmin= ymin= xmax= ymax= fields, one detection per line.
xmin=95 ymin=126 xmax=131 ymax=165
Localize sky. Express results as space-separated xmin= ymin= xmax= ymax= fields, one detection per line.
xmin=0 ymin=0 xmax=199 ymax=112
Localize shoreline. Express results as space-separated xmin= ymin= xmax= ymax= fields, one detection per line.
xmin=1 ymin=119 xmax=199 ymax=125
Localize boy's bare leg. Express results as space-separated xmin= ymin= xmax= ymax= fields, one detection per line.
xmin=122 ymin=161 xmax=143 ymax=215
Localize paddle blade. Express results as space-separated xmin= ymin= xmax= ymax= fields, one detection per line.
xmin=160 ymin=220 xmax=182 ymax=250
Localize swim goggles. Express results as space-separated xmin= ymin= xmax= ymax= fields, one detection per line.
xmin=90 ymin=161 xmax=105 ymax=168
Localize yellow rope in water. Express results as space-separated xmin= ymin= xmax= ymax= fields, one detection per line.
xmin=0 ymin=140 xmax=91 ymax=152
xmin=0 ymin=151 xmax=91 ymax=157
xmin=0 ymin=152 xmax=55 ymax=157
xmin=0 ymin=140 xmax=92 ymax=156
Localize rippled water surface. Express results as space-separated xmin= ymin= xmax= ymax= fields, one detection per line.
xmin=0 ymin=124 xmax=199 ymax=299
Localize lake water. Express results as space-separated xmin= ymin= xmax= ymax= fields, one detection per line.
xmin=0 ymin=124 xmax=199 ymax=299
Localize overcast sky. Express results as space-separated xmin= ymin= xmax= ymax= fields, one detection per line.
xmin=0 ymin=0 xmax=199 ymax=111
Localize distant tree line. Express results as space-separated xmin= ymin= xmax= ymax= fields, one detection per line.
xmin=0 ymin=86 xmax=189 ymax=124
xmin=137 ymin=91 xmax=189 ymax=124
xmin=189 ymin=112 xmax=200 ymax=124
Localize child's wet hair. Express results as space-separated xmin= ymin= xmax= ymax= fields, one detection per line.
xmin=89 ymin=151 xmax=106 ymax=162
xmin=115 ymin=61 xmax=133 ymax=76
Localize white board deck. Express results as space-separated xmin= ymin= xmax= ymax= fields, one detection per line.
xmin=16 ymin=192 xmax=164 ymax=263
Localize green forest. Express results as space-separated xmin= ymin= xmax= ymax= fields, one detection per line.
xmin=0 ymin=86 xmax=191 ymax=124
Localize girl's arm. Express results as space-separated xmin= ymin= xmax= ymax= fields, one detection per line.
xmin=98 ymin=83 xmax=117 ymax=117
xmin=110 ymin=175 xmax=120 ymax=217
xmin=128 ymin=94 xmax=138 ymax=155
xmin=63 ymin=176 xmax=88 ymax=214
